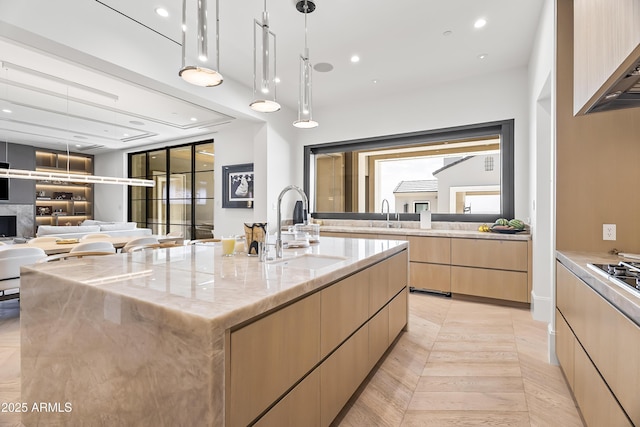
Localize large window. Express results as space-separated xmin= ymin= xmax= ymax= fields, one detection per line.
xmin=304 ymin=120 xmax=514 ymax=222
xmin=129 ymin=141 xmax=214 ymax=239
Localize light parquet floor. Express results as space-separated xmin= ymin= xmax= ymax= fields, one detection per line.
xmin=334 ymin=293 xmax=584 ymax=426
xmin=0 ymin=293 xmax=583 ymax=427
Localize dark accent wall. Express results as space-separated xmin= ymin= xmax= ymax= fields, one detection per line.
xmin=0 ymin=142 xmax=36 ymax=205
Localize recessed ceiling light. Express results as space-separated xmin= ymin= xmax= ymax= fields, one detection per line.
xmin=1 ymin=109 xmax=11 ymax=113
xmin=129 ymin=120 xmax=145 ymax=125
xmin=350 ymin=55 xmax=360 ymax=63
xmin=477 ymin=53 xmax=489 ymax=60
xmin=155 ymin=7 xmax=169 ymax=18
xmin=474 ymin=18 xmax=487 ymax=28
xmin=372 ymin=79 xmax=379 ymax=84
xmin=75 ymin=144 xmax=82 ymax=148
xmin=123 ymin=133 xmax=129 ymax=137
xmin=443 ymin=30 xmax=453 ymax=37
xmin=190 ymin=117 xmax=197 ymax=122
xmin=274 ymin=77 xmax=281 ymax=83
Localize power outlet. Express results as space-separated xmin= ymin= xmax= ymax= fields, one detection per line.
xmin=603 ymin=224 xmax=616 ymax=241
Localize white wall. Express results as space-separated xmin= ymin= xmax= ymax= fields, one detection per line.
xmin=295 ymin=66 xmax=531 ymax=220
xmin=526 ymin=0 xmax=556 ymax=362
xmin=94 ymin=151 xmax=127 ymax=222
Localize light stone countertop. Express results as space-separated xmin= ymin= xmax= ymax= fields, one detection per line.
xmin=319 ymin=222 xmax=531 ymax=241
xmin=19 ymin=236 xmax=408 ymax=426
xmin=556 ymin=251 xmax=640 ymax=326
xmin=22 ymin=236 xmax=408 ymax=330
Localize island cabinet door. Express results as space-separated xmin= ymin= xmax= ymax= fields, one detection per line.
xmin=387 ymin=249 xmax=408 ymax=299
xmin=254 ymin=369 xmax=321 ymax=427
xmin=409 ymin=262 xmax=451 ymax=293
xmin=389 ymin=287 xmax=408 ymax=340
xmin=228 ymin=293 xmax=321 ymax=427
xmin=320 ymin=325 xmax=369 ymax=427
xmin=450 ymin=266 xmax=528 ymax=302
xmin=368 ymin=305 xmax=390 ymax=372
xmin=321 ymin=268 xmax=370 ymax=358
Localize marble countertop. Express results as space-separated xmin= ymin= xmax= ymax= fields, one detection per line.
xmin=23 ymin=236 xmax=407 ymax=330
xmin=556 ymin=251 xmax=640 ymax=326
xmin=320 ymin=224 xmax=531 ymax=241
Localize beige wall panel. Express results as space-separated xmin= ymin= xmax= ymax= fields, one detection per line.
xmin=557 ymin=0 xmax=640 ymax=253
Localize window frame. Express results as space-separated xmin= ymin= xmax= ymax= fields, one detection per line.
xmin=303 ymin=119 xmax=514 ymax=223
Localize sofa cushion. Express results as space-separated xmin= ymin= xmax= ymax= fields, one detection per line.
xmin=99 ymin=222 xmax=137 ymax=232
xmin=36 ymin=225 xmax=101 ymax=237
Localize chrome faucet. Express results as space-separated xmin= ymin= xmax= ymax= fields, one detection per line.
xmin=276 ymin=185 xmax=309 ymax=258
xmin=381 ymin=198 xmax=390 ymax=228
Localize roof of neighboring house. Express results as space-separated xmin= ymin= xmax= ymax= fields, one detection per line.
xmin=432 ymin=156 xmax=475 ymax=176
xmin=393 ymin=179 xmax=438 ymax=193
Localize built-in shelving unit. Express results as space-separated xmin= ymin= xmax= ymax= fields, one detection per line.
xmin=35 ymin=150 xmax=94 ymax=227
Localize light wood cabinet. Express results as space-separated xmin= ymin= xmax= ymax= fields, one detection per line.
xmin=407 ymin=236 xmax=450 ymax=264
xmin=254 ymin=370 xmax=321 ymax=427
xmin=556 ymin=261 xmax=639 ymax=426
xmin=228 ymin=293 xmax=321 ymax=427
xmin=228 ymin=250 xmax=409 ymax=426
xmin=321 ymin=269 xmax=369 ymax=358
xmin=410 ymin=262 xmax=451 ymax=293
xmin=554 ymin=309 xmax=575 ymax=388
xmin=451 ymin=238 xmax=527 ymax=271
xmin=320 ymin=325 xmax=369 ymax=427
xmin=573 ymin=0 xmax=640 ymax=115
xmin=451 ymin=266 xmax=528 ymax=303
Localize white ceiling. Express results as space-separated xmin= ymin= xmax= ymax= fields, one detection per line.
xmin=0 ymin=0 xmax=544 ymax=154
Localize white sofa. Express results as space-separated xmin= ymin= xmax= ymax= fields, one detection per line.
xmin=36 ymin=221 xmax=153 ymax=239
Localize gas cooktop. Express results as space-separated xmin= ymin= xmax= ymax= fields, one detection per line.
xmin=588 ymin=261 xmax=640 ymax=294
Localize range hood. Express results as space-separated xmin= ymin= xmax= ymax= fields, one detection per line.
xmin=588 ymin=60 xmax=640 ymax=113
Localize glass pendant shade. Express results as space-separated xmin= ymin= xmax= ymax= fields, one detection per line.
xmin=179 ymin=0 xmax=223 ymax=87
xmin=250 ymin=8 xmax=280 ymax=112
xmin=293 ymin=50 xmax=318 ymax=128
xmin=294 ymin=2 xmax=318 ymax=128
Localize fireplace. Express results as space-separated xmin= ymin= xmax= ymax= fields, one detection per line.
xmin=0 ymin=215 xmax=17 ymax=237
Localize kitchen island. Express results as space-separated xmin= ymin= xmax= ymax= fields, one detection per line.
xmin=20 ymin=236 xmax=408 ymax=426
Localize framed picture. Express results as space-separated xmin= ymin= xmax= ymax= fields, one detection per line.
xmin=222 ymin=163 xmax=254 ymax=208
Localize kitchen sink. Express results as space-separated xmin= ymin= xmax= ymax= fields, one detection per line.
xmin=267 ymin=254 xmax=347 ymax=270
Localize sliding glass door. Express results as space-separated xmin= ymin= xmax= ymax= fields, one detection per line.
xmin=129 ymin=141 xmax=214 ymax=240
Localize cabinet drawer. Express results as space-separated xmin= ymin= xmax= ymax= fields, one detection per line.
xmin=322 ymin=269 xmax=369 ymax=358
xmin=389 ymin=288 xmax=408 ymax=341
xmin=320 ymin=325 xmax=369 ymax=427
xmin=451 ymin=238 xmax=527 ymax=271
xmin=254 ymin=369 xmax=320 ymax=427
xmin=574 ymin=338 xmax=632 ymax=427
xmin=555 ymin=309 xmax=575 ymax=389
xmin=410 ymin=262 xmax=451 ymax=293
xmin=229 ymin=293 xmax=321 ymax=427
xmin=368 ymin=306 xmax=389 ymax=371
xmin=388 ymin=250 xmax=408 ymax=298
xmin=406 ymin=236 xmax=450 ymax=264
xmin=556 ymin=262 xmax=640 ymax=425
xmin=451 ymin=266 xmax=528 ymax=302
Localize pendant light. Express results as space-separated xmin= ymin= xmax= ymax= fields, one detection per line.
xmin=249 ymin=1 xmax=281 ymax=113
xmin=293 ymin=0 xmax=318 ymax=129
xmin=179 ymin=0 xmax=223 ymax=87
